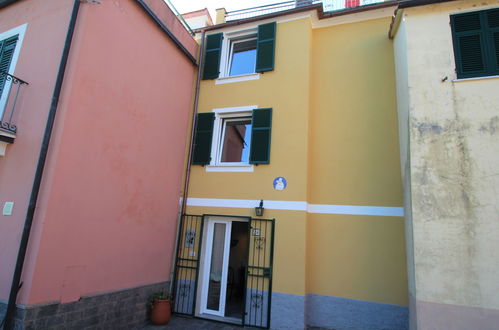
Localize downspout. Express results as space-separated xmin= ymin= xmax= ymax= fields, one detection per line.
xmin=180 ymin=31 xmax=205 ymax=216
xmin=2 ymin=1 xmax=80 ymax=329
xmin=170 ymin=30 xmax=205 ymax=293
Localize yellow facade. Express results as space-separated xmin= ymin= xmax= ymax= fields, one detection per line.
xmin=183 ymin=5 xmax=408 ymax=329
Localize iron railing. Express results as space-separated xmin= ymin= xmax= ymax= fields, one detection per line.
xmin=225 ymin=0 xmax=384 ymax=21
xmin=0 ymin=70 xmax=28 ymax=135
xmin=172 ymin=214 xmax=204 ymax=316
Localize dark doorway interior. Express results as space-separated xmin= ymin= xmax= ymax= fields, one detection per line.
xmin=224 ymin=221 xmax=248 ymax=319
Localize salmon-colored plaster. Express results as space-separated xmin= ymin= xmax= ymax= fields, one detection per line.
xmin=26 ymin=0 xmax=197 ymax=304
xmin=1 ymin=0 xmax=197 ymax=306
xmin=0 ymin=0 xmax=74 ymax=302
xmin=142 ymin=0 xmax=199 ymax=59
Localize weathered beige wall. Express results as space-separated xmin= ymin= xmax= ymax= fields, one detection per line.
xmin=393 ymin=17 xmax=418 ymax=329
xmin=393 ymin=0 xmax=499 ymax=328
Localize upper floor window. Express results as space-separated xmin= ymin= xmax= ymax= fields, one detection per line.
xmin=451 ymin=8 xmax=499 ymax=79
xmin=202 ymin=22 xmax=276 ymax=80
xmin=219 ymin=115 xmax=252 ymax=163
xmin=0 ymin=35 xmax=19 ymax=117
xmin=192 ymin=107 xmax=272 ymax=166
xmin=227 ymin=34 xmax=257 ymax=76
xmin=0 ymin=24 xmax=26 ymax=125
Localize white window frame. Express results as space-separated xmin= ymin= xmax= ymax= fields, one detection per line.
xmin=219 ymin=28 xmax=258 ymax=78
xmin=0 ymin=23 xmax=27 ymax=120
xmin=206 ymin=105 xmax=257 ymax=172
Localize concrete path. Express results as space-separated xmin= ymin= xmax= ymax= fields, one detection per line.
xmin=140 ymin=315 xmax=243 ymax=329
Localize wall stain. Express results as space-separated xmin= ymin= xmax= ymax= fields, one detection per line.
xmin=414 ymin=122 xmax=443 ymax=136
xmin=479 ymin=116 xmax=498 ymax=134
xmin=410 ymin=92 xmax=482 ymax=303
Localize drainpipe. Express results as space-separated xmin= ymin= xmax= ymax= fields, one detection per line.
xmin=169 ymin=31 xmax=205 ymax=294
xmin=2 ymin=1 xmax=80 ymax=329
xmin=180 ymin=30 xmax=205 ymax=217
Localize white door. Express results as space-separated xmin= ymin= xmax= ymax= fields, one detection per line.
xmin=200 ymin=219 xmax=232 ymax=316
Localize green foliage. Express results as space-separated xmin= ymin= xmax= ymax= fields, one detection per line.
xmin=148 ymin=291 xmax=172 ymax=309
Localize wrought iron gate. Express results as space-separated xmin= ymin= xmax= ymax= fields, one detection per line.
xmin=172 ymin=214 xmax=204 ymax=315
xmin=172 ymin=215 xmax=275 ymax=329
xmin=243 ymin=218 xmax=275 ymax=329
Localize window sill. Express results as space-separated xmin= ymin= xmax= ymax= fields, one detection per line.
xmin=0 ymin=128 xmax=16 ymax=141
xmin=453 ymin=75 xmax=499 ymax=83
xmin=215 ymin=73 xmax=260 ymax=85
xmin=205 ymin=165 xmax=254 ymax=172
xmin=0 ymin=130 xmax=15 ymax=157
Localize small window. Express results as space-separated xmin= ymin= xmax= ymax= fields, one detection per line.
xmin=0 ymin=35 xmax=19 ymax=118
xmin=202 ymin=22 xmax=276 ymax=80
xmin=219 ymin=117 xmax=252 ymax=163
xmin=228 ymin=36 xmax=257 ymax=76
xmin=220 ymin=31 xmax=257 ymax=78
xmin=451 ymin=9 xmax=499 ymax=79
xmin=192 ymin=108 xmax=272 ymax=166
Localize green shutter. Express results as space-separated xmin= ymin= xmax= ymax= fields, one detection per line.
xmin=486 ymin=9 xmax=499 ymax=71
xmin=451 ymin=9 xmax=499 ymax=78
xmin=451 ymin=12 xmax=487 ymax=78
xmin=202 ymin=33 xmax=223 ymax=80
xmin=249 ymin=108 xmax=272 ymax=164
xmin=0 ymin=35 xmax=18 ymax=97
xmin=256 ymin=22 xmax=276 ymax=73
xmin=192 ymin=113 xmax=215 ymax=165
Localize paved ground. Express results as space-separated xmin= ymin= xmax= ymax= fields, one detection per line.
xmin=140 ymin=315 xmax=243 ymax=329
xmin=140 ymin=315 xmax=328 ymax=329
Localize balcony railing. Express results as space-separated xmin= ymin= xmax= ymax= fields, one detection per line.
xmin=0 ymin=70 xmax=29 ymax=135
xmin=225 ymin=0 xmax=384 ymax=21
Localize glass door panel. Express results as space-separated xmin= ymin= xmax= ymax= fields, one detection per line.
xmin=207 ymin=223 xmax=226 ymax=311
xmin=200 ymin=220 xmax=232 ymax=317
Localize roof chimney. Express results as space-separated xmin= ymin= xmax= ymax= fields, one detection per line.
xmin=215 ymin=7 xmax=227 ymax=24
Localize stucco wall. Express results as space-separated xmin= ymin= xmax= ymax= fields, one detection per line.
xmin=0 ymin=0 xmax=74 ymax=302
xmin=308 ymin=16 xmax=407 ymax=306
xmin=393 ymin=14 xmax=418 ymax=330
xmin=186 ymin=10 xmax=407 ymax=329
xmin=20 ymin=0 xmax=197 ymax=305
xmin=393 ymin=0 xmax=499 ymax=328
xmin=190 ymin=17 xmax=312 ymax=298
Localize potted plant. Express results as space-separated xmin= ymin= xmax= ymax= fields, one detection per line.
xmin=148 ymin=291 xmax=172 ymax=325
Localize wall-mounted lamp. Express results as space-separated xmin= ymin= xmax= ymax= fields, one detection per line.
xmin=255 ymin=200 xmax=264 ymax=217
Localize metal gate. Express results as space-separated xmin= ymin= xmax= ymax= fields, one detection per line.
xmin=171 ymin=215 xmax=275 ymax=329
xmin=172 ymin=214 xmax=204 ymax=315
xmin=243 ymin=218 xmax=275 ymax=329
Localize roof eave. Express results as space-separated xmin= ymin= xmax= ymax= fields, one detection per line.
xmin=201 ymin=1 xmax=400 ymax=32
xmin=398 ymin=0 xmax=457 ymax=9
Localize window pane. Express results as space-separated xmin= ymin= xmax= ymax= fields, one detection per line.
xmin=229 ymin=39 xmax=257 ymax=76
xmin=221 ymin=119 xmax=252 ymax=163
xmin=207 ymin=223 xmax=226 ymax=311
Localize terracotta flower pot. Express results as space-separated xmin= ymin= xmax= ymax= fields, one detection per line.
xmin=150 ymin=299 xmax=171 ymax=325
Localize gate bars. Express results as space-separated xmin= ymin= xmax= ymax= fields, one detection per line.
xmin=171 ymin=214 xmax=204 ymax=315
xmin=244 ymin=217 xmax=275 ymax=328
xmin=171 ymin=214 xmax=275 ymax=329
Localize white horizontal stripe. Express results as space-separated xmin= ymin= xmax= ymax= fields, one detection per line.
xmin=307 ymin=204 xmax=404 ymax=217
xmin=186 ymin=198 xmax=403 ymax=217
xmin=186 ymin=198 xmax=307 ymax=211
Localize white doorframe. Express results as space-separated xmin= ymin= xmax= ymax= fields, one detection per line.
xmin=199 ymin=219 xmax=232 ymax=316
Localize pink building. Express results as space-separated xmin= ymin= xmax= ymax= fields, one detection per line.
xmin=181 ymin=8 xmax=214 ymax=30
xmin=0 ymin=0 xmax=197 ymax=328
